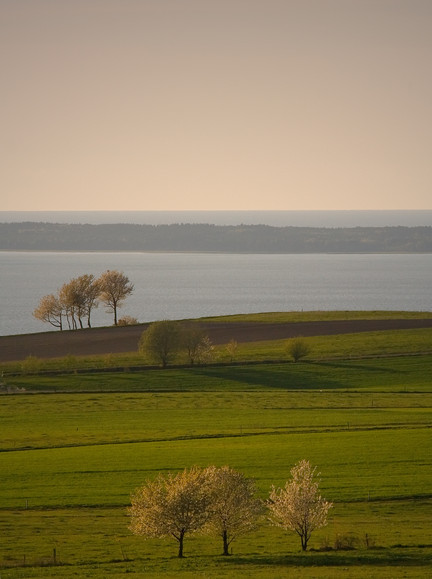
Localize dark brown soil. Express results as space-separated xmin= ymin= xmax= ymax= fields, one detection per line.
xmin=1 ymin=318 xmax=432 ymax=363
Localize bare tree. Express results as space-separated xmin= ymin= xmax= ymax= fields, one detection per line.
xmin=98 ymin=270 xmax=134 ymax=326
xmin=139 ymin=320 xmax=182 ymax=367
xmin=129 ymin=466 xmax=213 ymax=558
xmin=268 ymin=459 xmax=332 ymax=551
xmin=204 ymin=466 xmax=263 ymax=556
xmin=33 ymin=294 xmax=64 ymax=330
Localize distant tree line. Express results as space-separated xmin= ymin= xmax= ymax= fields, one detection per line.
xmin=139 ymin=322 xmax=311 ymax=367
xmin=33 ymin=270 xmax=134 ymax=329
xmin=2 ymin=222 xmax=432 ymax=252
xmin=129 ymin=460 xmax=332 ymax=557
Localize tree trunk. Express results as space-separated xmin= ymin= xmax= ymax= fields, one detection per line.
xmin=301 ymin=535 xmax=308 ymax=551
xmin=177 ymin=531 xmax=185 ymax=558
xmin=222 ymin=530 xmax=230 ymax=556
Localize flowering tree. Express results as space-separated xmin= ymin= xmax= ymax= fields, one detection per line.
xmin=268 ymin=459 xmax=332 ymax=551
xmin=128 ymin=466 xmax=213 ymax=558
xmin=204 ymin=466 xmax=263 ymax=555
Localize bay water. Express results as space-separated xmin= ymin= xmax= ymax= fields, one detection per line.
xmin=1 ymin=251 xmax=431 ymax=337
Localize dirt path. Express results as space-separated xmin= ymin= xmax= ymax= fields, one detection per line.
xmin=1 ymin=318 xmax=432 ymax=362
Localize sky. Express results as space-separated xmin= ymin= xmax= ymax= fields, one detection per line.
xmin=1 ymin=0 xmax=431 ymax=211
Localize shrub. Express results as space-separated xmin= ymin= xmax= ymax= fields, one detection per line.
xmin=20 ymin=355 xmax=42 ymax=375
xmin=118 ymin=316 xmax=138 ymax=326
xmin=334 ymin=533 xmax=358 ymax=550
xmin=286 ymin=337 xmax=311 ymax=362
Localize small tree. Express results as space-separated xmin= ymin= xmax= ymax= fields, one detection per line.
xmin=225 ymin=339 xmax=238 ymax=362
xmin=118 ymin=315 xmax=138 ymax=326
xmin=59 ymin=274 xmax=101 ymax=329
xmin=182 ymin=325 xmax=214 ymax=365
xmin=204 ymin=466 xmax=263 ymax=555
xmin=77 ymin=273 xmax=101 ymax=328
xmin=268 ymin=459 xmax=332 ymax=551
xmin=33 ymin=293 xmax=64 ymax=330
xmin=98 ymin=270 xmax=134 ymax=326
xmin=33 ymin=274 xmax=101 ymax=331
xmin=129 ymin=466 xmax=213 ymax=558
xmin=20 ymin=355 xmax=42 ymax=375
xmin=139 ymin=320 xmax=182 ymax=367
xmin=286 ymin=337 xmax=311 ymax=362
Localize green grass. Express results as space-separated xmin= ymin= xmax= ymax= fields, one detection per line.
xmin=1 ymin=387 xmax=432 ymax=452
xmin=1 ymin=425 xmax=431 ymax=508
xmin=1 ymin=314 xmax=432 ymax=577
xmin=199 ymin=310 xmax=432 ymax=323
xmin=229 ymin=327 xmax=432 ymax=362
xmin=1 ymin=501 xmax=431 ymax=578
xmin=4 ymin=353 xmax=432 ymax=393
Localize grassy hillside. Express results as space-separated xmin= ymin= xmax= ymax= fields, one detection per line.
xmin=2 ymin=323 xmax=432 ymax=377
xmin=1 ymin=315 xmax=431 ymax=577
xmin=199 ymin=310 xmax=432 ymax=323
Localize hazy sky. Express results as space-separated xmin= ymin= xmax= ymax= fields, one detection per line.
xmin=1 ymin=0 xmax=431 ymax=211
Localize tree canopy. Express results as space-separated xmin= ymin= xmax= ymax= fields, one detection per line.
xmin=139 ymin=322 xmax=214 ymax=367
xmin=129 ymin=466 xmax=213 ymax=558
xmin=268 ymin=459 xmax=333 ymax=551
xmin=204 ymin=465 xmax=263 ymax=555
xmin=98 ymin=270 xmax=134 ymax=326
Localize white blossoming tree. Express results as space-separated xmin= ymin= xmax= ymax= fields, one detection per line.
xmin=268 ymin=459 xmax=333 ymax=551
xmin=204 ymin=465 xmax=263 ymax=555
xmin=128 ymin=466 xmax=212 ymax=558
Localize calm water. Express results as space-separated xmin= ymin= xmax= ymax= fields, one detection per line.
xmin=1 ymin=252 xmax=431 ymax=336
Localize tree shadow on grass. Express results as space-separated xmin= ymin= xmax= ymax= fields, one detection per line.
xmin=194 ymin=359 xmax=401 ymax=391
xmin=218 ymin=549 xmax=432 ymax=568
xmin=309 ymin=360 xmax=401 ymax=374
xmin=194 ymin=365 xmax=345 ymax=391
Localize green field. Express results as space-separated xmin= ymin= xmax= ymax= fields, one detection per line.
xmin=1 ymin=315 xmax=432 ymax=577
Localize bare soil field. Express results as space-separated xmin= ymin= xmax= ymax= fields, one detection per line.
xmin=2 ymin=318 xmax=432 ymax=362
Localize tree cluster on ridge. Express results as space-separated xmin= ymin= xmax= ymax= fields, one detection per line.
xmin=33 ymin=269 xmax=134 ymax=329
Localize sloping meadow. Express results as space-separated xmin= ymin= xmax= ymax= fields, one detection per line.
xmin=1 ymin=349 xmax=431 ymax=576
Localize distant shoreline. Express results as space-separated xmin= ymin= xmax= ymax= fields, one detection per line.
xmin=1 ymin=250 xmax=432 ymax=255
xmin=1 ymin=222 xmax=431 ymax=253
xmin=2 ymin=209 xmax=432 ymax=228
